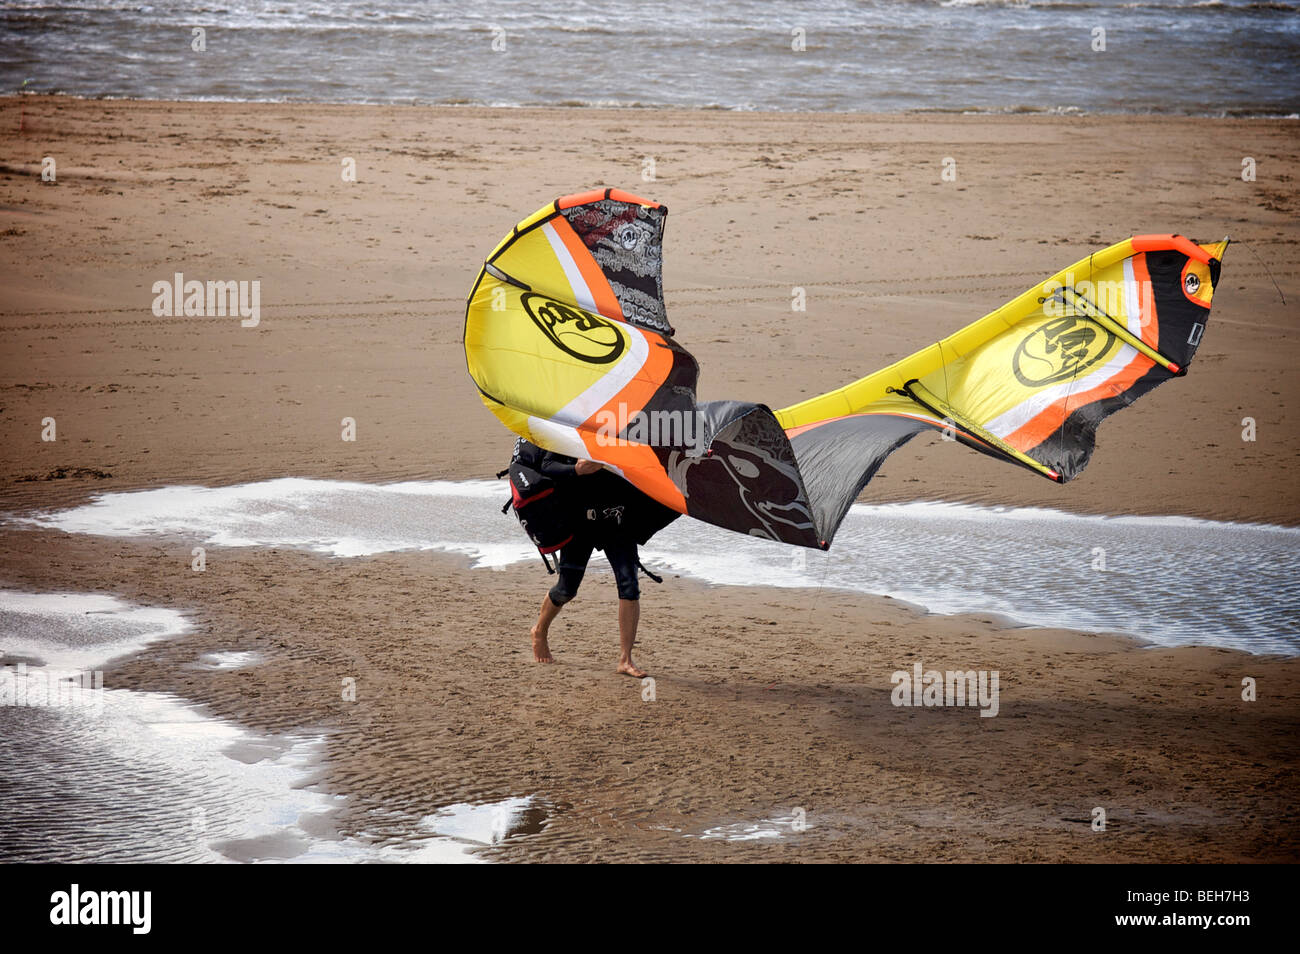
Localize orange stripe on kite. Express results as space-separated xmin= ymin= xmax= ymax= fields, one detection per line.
xmin=549 ymin=216 xmax=624 ymax=320
xmin=607 ymin=188 xmax=660 ymax=208
xmin=580 ymin=442 xmax=688 ymax=515
xmin=1131 ymin=234 xmax=1213 ymax=265
xmin=1003 ymin=254 xmax=1164 ymax=451
xmin=556 ymin=188 xmax=661 ymax=210
xmin=576 ymin=331 xmax=687 ymax=512
xmin=556 ymin=189 xmax=609 ymax=210
xmin=1004 ymin=351 xmax=1154 ymax=452
xmin=595 ymin=335 xmax=674 ymax=426
xmin=1003 ymin=353 xmax=1150 ymax=452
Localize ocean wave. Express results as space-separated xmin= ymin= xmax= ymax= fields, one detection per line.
xmin=938 ymin=0 xmax=1295 ymax=8
xmin=2 ymin=0 xmax=1296 ymax=113
xmin=7 ymin=89 xmax=1298 ymax=118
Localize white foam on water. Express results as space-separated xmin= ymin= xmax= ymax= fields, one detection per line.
xmin=649 ymin=501 xmax=1300 ymax=654
xmin=17 ymin=477 xmax=534 ymax=566
xmin=14 ymin=478 xmax=1299 ymax=655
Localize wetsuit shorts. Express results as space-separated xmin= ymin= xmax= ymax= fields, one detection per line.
xmin=548 ymin=536 xmax=640 ymax=604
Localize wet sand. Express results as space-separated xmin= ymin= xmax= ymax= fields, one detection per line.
xmin=1 ymin=98 xmax=1298 ymax=861
xmin=2 ymin=528 xmax=1297 ymax=862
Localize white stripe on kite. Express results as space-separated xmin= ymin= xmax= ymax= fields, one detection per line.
xmin=985 ymin=258 xmax=1147 ymax=439
xmin=542 ymin=221 xmax=599 ymax=315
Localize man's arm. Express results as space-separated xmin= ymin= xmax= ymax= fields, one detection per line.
xmin=538 ymin=453 xmax=602 ymax=480
xmin=538 ymin=455 xmax=576 ymax=481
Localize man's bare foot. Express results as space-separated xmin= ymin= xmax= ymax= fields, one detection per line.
xmin=617 ymin=660 xmax=646 ymax=678
xmin=531 ymin=625 xmax=554 ymax=663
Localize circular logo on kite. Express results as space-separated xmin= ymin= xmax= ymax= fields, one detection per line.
xmin=1012 ymin=315 xmax=1118 ymax=387
xmin=521 ymin=293 xmax=626 ymax=364
xmin=617 ymin=226 xmax=640 ymax=250
xmin=1184 ymin=273 xmax=1201 ymax=295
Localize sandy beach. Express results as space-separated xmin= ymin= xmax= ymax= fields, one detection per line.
xmin=1 ymin=97 xmax=1298 ymax=861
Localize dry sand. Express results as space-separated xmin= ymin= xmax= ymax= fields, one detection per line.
xmin=1 ymin=97 xmax=1297 ymax=861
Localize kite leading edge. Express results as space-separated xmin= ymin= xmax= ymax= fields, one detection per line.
xmin=463 ymin=188 xmax=1228 ymax=550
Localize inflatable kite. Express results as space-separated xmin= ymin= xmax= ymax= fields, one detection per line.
xmin=463 ymin=189 xmax=1228 ymax=550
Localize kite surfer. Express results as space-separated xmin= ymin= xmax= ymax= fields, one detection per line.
xmin=519 ymin=442 xmax=675 ymax=677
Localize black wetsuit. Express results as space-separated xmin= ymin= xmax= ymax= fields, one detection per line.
xmin=533 ymin=447 xmax=677 ymax=606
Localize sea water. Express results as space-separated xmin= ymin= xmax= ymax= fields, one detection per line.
xmin=2 ymin=0 xmax=1297 ymax=116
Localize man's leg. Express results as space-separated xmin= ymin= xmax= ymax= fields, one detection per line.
xmin=531 ymin=594 xmax=561 ymax=663
xmin=531 ymin=540 xmax=591 ymax=663
xmin=617 ymin=598 xmax=644 ymax=678
xmin=606 ymin=539 xmax=646 ymax=677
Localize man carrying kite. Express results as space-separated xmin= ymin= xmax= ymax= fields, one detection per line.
xmin=523 ymin=442 xmax=675 ymax=677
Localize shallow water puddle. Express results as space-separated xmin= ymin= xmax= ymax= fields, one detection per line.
xmin=187 ymin=650 xmax=263 ymax=671
xmin=14 ymin=477 xmax=1299 ymax=654
xmin=0 ymin=590 xmax=536 ymax=863
xmin=694 ymin=813 xmax=805 ymax=842
xmin=422 ymin=796 xmax=553 ymax=845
